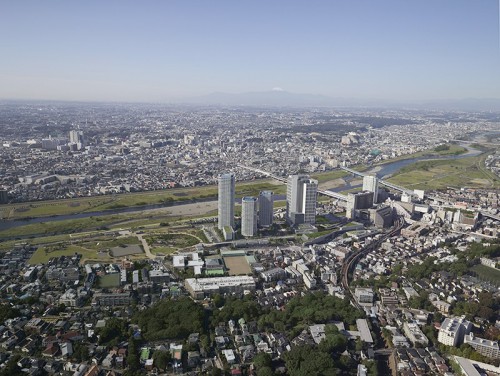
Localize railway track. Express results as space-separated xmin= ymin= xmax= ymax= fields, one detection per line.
xmin=340 ymin=217 xmax=405 ymax=309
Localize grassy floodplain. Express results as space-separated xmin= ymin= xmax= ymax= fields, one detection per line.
xmin=374 ymin=143 xmax=467 ymax=166
xmin=0 ymin=179 xmax=285 ymax=220
xmin=311 ymin=170 xmax=348 ymax=183
xmin=387 ymin=151 xmax=500 ymax=190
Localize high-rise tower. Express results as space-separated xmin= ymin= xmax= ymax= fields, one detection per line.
xmin=258 ymin=190 xmax=274 ymax=227
xmin=218 ymin=173 xmax=235 ymax=230
xmin=69 ymin=130 xmax=85 ymax=150
xmin=286 ymin=175 xmax=318 ymax=225
xmin=302 ymin=179 xmax=318 ymax=224
xmin=241 ymin=197 xmax=258 ymax=237
xmin=362 ymin=175 xmax=379 ymax=204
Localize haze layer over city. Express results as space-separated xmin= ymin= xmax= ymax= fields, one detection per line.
xmin=0 ymin=2 xmax=499 ymax=376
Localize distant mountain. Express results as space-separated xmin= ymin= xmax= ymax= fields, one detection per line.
xmin=182 ymin=90 xmax=334 ymax=107
xmin=179 ymin=91 xmax=500 ymax=111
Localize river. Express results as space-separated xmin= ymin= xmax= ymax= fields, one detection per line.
xmin=0 ymin=144 xmax=483 ymax=232
xmin=325 ymin=144 xmax=482 ymax=193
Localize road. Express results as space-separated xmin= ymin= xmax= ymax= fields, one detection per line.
xmin=136 ymin=233 xmax=155 ymax=259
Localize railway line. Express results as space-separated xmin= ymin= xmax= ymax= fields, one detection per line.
xmin=340 ymin=216 xmax=405 ymax=309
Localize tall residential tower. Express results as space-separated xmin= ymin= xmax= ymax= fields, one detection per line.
xmin=218 ymin=173 xmax=235 ymax=230
xmin=241 ymin=197 xmax=258 ymax=237
xmin=258 ymin=190 xmax=274 ymax=227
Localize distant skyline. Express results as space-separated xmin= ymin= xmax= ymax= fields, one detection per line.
xmin=1 ymin=0 xmax=499 ymax=103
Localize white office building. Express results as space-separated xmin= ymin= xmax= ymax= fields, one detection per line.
xmin=286 ymin=175 xmax=318 ymax=225
xmin=241 ymin=197 xmax=258 ymax=237
xmin=218 ymin=173 xmax=235 ymax=230
xmin=258 ymin=190 xmax=274 ymax=227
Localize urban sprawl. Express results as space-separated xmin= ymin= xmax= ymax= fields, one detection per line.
xmin=0 ymin=102 xmax=499 ymax=376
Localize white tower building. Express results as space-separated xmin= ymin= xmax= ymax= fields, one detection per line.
xmin=241 ymin=197 xmax=258 ymax=237
xmin=362 ymin=175 xmax=379 ymax=204
xmin=302 ymin=179 xmax=318 ymax=224
xmin=286 ymin=175 xmax=318 ymax=225
xmin=218 ymin=173 xmax=235 ymax=230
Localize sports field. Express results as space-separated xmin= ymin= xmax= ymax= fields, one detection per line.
xmin=223 ymin=255 xmax=252 ymax=275
xmin=471 ymin=264 xmax=500 ymax=286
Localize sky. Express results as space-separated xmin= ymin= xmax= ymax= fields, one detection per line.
xmin=0 ymin=0 xmax=499 ymax=103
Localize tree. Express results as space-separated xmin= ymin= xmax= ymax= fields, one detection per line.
xmin=0 ymin=304 xmax=21 ymax=324
xmin=253 ymin=352 xmax=272 ymax=370
xmin=319 ymin=332 xmax=347 ymax=354
xmin=213 ymin=294 xmax=224 ymax=308
xmin=97 ymin=317 xmax=128 ymax=346
xmin=257 ymin=367 xmax=274 ymax=376
xmin=133 ymin=297 xmax=205 ymax=341
xmin=283 ymin=345 xmax=337 ymax=376
xmin=433 ymin=312 xmax=444 ymax=323
xmin=127 ymin=336 xmax=140 ymax=372
xmin=0 ymin=355 xmax=24 ymax=376
xmin=73 ymin=342 xmax=90 ymax=362
xmin=152 ymin=350 xmax=171 ymax=371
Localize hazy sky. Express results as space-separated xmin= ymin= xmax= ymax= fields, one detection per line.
xmin=1 ymin=0 xmax=499 ymax=102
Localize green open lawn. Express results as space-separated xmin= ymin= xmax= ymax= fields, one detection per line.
xmin=145 ymin=232 xmax=201 ymax=252
xmin=98 ymin=273 xmax=121 ymax=288
xmin=235 ymin=181 xmax=286 ymax=197
xmin=29 ymin=244 xmax=108 ymax=265
xmin=312 ymin=170 xmax=348 ymax=183
xmin=80 ymin=236 xmax=141 ymax=250
xmin=387 ymin=152 xmax=500 ymax=190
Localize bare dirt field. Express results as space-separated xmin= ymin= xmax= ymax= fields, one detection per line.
xmin=223 ymin=255 xmax=252 ymax=275
xmin=110 ymin=244 xmax=144 ymax=257
xmin=134 ymin=200 xmax=219 ymax=218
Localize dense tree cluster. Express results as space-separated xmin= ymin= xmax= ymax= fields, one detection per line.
xmin=96 ymin=317 xmax=129 ymax=347
xmin=133 ymin=297 xmax=205 ymax=341
xmin=258 ymin=292 xmax=364 ymax=338
xmin=283 ymin=346 xmax=337 ymax=376
xmin=128 ymin=292 xmax=371 ymax=374
xmin=452 ymin=291 xmax=499 ymax=322
xmin=211 ymin=295 xmax=264 ymax=326
xmin=0 ymin=304 xmax=21 ymax=324
xmin=404 ymin=241 xmax=500 ymax=322
xmin=434 ymin=144 xmax=450 ymax=152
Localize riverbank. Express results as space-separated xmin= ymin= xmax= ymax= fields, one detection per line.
xmin=0 ymin=143 xmax=494 ymax=234
xmin=386 ymin=151 xmax=500 ymax=190
xmin=0 ymin=179 xmax=284 ymax=221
